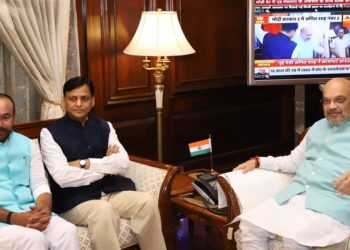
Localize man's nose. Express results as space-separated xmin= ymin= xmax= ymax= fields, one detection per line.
xmin=328 ymin=100 xmax=338 ymax=109
xmin=76 ymin=99 xmax=82 ymax=106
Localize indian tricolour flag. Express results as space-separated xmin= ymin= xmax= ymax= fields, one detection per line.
xmin=188 ymin=138 xmax=212 ymax=157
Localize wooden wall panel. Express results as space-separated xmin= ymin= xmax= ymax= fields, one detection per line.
xmin=172 ymin=0 xmax=246 ymax=93
xmin=102 ymin=0 xmax=154 ymax=104
xmin=165 ymin=84 xmax=294 ymax=171
xmin=305 ymin=85 xmax=323 ymax=127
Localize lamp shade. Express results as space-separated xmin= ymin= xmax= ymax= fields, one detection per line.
xmin=123 ymin=10 xmax=195 ymax=56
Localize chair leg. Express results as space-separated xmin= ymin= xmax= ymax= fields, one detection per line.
xmin=187 ymin=219 xmax=195 ymax=248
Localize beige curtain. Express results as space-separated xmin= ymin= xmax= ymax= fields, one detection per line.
xmin=0 ymin=0 xmax=80 ymax=120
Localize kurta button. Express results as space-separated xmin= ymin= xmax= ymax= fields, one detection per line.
xmin=311 ymin=171 xmax=316 ymax=175
xmin=88 ymin=145 xmax=91 ymax=149
xmin=305 ymin=185 xmax=310 ymax=189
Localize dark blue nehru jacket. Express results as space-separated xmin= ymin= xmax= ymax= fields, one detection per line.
xmin=46 ymin=114 xmax=135 ymax=213
xmin=262 ymin=33 xmax=297 ymax=59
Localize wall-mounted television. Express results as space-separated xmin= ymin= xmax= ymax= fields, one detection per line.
xmin=248 ymin=0 xmax=350 ymax=86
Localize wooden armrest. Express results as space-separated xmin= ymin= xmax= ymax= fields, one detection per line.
xmin=217 ymin=176 xmax=241 ymax=231
xmin=171 ymin=174 xmax=195 ymax=197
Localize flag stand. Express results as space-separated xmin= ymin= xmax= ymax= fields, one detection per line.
xmin=209 ymin=134 xmax=214 ymax=173
xmin=188 ymin=135 xmax=215 ymax=172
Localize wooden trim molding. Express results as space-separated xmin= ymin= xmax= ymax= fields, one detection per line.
xmin=14 ymin=119 xmax=55 ymax=139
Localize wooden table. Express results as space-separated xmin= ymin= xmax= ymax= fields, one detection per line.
xmin=168 ymin=170 xmax=236 ymax=250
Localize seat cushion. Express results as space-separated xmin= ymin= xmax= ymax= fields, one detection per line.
xmin=77 ymin=218 xmax=137 ymax=250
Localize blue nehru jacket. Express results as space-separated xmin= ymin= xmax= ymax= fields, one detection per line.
xmin=275 ymin=118 xmax=350 ymax=226
xmin=46 ymin=114 xmax=135 ymax=214
xmin=262 ymin=32 xmax=297 ymax=59
xmin=0 ymin=132 xmax=34 ymax=228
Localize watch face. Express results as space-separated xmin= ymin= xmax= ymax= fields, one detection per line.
xmin=80 ymin=159 xmax=86 ymax=168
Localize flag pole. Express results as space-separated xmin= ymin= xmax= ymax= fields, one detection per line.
xmin=209 ymin=134 xmax=214 ymax=173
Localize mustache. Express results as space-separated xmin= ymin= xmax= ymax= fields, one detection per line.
xmin=327 ymin=109 xmax=341 ymax=114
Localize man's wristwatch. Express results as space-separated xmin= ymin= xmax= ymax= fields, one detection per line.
xmin=80 ymin=159 xmax=87 ymax=169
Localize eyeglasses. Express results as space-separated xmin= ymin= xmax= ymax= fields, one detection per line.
xmin=320 ymin=96 xmax=347 ymax=105
xmin=66 ymin=96 xmax=91 ymax=103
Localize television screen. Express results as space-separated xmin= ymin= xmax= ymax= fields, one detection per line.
xmin=248 ymin=0 xmax=350 ymax=85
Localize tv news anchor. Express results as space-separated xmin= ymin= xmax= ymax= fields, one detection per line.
xmin=234 ymin=78 xmax=350 ymax=249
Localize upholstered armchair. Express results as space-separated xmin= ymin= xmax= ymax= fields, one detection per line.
xmin=76 ymin=155 xmax=178 ymax=250
xmin=217 ymin=169 xmax=350 ymax=250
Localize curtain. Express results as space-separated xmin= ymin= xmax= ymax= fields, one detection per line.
xmin=0 ymin=43 xmax=41 ymax=122
xmin=0 ymin=0 xmax=80 ymax=120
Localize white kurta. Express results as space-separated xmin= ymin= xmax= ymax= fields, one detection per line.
xmin=221 ymin=136 xmax=350 ymax=247
xmin=238 ymin=195 xmax=350 ymax=247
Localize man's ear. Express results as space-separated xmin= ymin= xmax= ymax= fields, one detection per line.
xmin=62 ymin=96 xmax=66 ymax=110
xmin=91 ymin=96 xmax=95 ymax=108
xmin=12 ymin=113 xmax=16 ymax=125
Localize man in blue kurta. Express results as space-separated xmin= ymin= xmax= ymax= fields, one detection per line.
xmin=0 ymin=93 xmax=79 ymax=250
xmin=234 ymin=78 xmax=350 ymax=249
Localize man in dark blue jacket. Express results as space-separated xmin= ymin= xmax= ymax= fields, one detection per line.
xmin=40 ymin=76 xmax=166 ymax=250
xmin=262 ymin=23 xmax=299 ymax=59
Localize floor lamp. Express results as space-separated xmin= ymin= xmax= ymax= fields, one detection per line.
xmin=124 ymin=9 xmax=195 ymax=162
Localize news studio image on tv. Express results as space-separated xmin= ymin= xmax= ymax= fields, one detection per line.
xmin=252 ymin=0 xmax=350 ymax=83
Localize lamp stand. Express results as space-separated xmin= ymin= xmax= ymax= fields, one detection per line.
xmin=142 ymin=56 xmax=170 ymax=162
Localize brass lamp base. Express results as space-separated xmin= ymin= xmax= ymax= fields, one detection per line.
xmin=142 ymin=56 xmax=170 ymax=162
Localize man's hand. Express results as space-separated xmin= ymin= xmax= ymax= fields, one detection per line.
xmin=333 ymin=171 xmax=350 ymax=195
xmin=106 ymin=145 xmax=119 ymax=156
xmin=233 ymin=159 xmax=257 ymax=173
xmin=11 ymin=206 xmax=51 ymax=231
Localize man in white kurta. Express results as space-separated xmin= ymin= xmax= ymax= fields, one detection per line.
xmin=234 ymin=78 xmax=350 ymax=249
xmin=330 ymin=29 xmax=349 ymax=58
xmin=0 ymin=93 xmax=79 ymax=250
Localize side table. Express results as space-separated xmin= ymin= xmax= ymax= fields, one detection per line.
xmin=169 ymin=169 xmax=236 ymax=250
